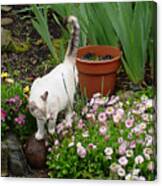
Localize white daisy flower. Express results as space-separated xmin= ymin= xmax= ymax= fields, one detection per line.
xmin=132 ymin=169 xmax=140 ymax=176
xmin=104 ymin=147 xmax=113 ymax=157
xmin=126 ymin=149 xmax=134 ymax=158
xmin=135 ymin=155 xmax=144 ymax=164
xmin=82 ymin=130 xmax=89 ymax=138
xmin=68 ymin=142 xmax=74 ymax=148
xmin=117 ymin=167 xmax=126 ymax=177
xmin=125 ymin=173 xmax=132 ymax=180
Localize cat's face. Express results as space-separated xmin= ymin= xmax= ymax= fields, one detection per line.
xmin=28 ymin=101 xmax=46 ymax=120
xmin=28 ymin=91 xmax=48 ymax=120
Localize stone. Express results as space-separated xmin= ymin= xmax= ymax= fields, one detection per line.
xmin=1 ymin=18 xmax=13 ymax=26
xmin=24 ymin=135 xmax=47 ymax=169
xmin=1 ymin=142 xmax=8 ymax=177
xmin=7 ymin=132 xmax=30 ymax=177
xmin=1 ymin=6 xmax=12 ymax=12
xmin=1 ymin=27 xmax=12 ymax=47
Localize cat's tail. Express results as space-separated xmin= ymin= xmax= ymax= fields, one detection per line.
xmin=65 ymin=16 xmax=80 ymax=60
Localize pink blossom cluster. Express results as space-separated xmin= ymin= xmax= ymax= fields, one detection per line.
xmin=48 ymin=92 xmax=155 ymax=180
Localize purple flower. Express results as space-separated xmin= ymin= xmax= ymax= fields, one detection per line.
xmin=125 ymin=117 xmax=134 ymax=128
xmin=56 ymin=122 xmax=64 ymax=134
xmin=77 ymin=119 xmax=85 ymax=129
xmin=94 ymin=98 xmax=105 ymax=106
xmin=119 ymin=142 xmax=127 ymax=155
xmin=116 ymin=108 xmax=124 ymax=117
xmin=92 ymin=104 xmax=99 ymax=113
xmin=147 ymin=161 xmax=155 ymax=171
xmin=54 ymin=139 xmax=59 ymax=146
xmin=48 ymin=147 xmax=52 ymax=152
xmin=118 ymin=137 xmax=124 ymax=144
xmin=129 ymin=140 xmax=136 ymax=149
xmin=77 ymin=144 xmax=87 ymax=158
xmin=93 ymin=92 xmax=101 ymax=98
xmin=65 ymin=121 xmax=72 ymax=129
xmin=105 ymin=106 xmax=115 ymax=115
xmin=14 ymin=114 xmax=26 ymax=125
xmin=141 ymin=113 xmax=150 ymax=122
xmin=118 ymin=156 xmax=128 ymax=166
xmin=6 ymin=95 xmax=20 ymax=105
xmin=99 ymin=126 xmax=107 ymax=136
xmin=113 ymin=113 xmax=121 ymax=123
xmin=107 ymin=96 xmax=119 ymax=105
xmin=1 ymin=109 xmax=7 ymax=122
xmin=86 ymin=113 xmax=95 ymax=122
xmin=89 ymin=98 xmax=95 ymax=106
xmin=98 ymin=112 xmax=107 ymax=124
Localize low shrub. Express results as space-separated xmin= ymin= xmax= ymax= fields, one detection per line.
xmin=1 ymin=82 xmax=36 ymax=141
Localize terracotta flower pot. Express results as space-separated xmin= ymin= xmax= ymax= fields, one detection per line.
xmin=76 ymin=45 xmax=122 ymax=99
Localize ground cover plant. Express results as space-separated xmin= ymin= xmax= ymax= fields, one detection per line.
xmin=46 ymin=89 xmax=156 ymax=180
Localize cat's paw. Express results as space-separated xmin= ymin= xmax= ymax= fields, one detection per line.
xmin=48 ymin=128 xmax=55 ymax=135
xmin=35 ymin=132 xmax=44 ymax=140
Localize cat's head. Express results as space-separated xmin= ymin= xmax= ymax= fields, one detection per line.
xmin=28 ymin=91 xmax=48 ymax=120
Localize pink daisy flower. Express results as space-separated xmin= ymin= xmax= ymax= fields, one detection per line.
xmin=125 ymin=117 xmax=134 ymax=128
xmin=98 ymin=112 xmax=107 ymax=124
xmin=77 ymin=119 xmax=85 ymax=129
xmin=105 ymin=106 xmax=115 ymax=115
xmin=99 ymin=126 xmax=107 ymax=136
xmin=118 ymin=156 xmax=128 ymax=166
xmin=77 ymin=145 xmax=87 ymax=158
xmin=86 ymin=113 xmax=95 ymax=122
xmin=119 ymin=142 xmax=127 ymax=155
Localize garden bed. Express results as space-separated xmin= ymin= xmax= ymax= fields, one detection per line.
xmin=1 ymin=4 xmax=156 ymax=180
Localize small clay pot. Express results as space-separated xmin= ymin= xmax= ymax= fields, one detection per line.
xmin=76 ymin=45 xmax=122 ymax=99
xmin=24 ymin=135 xmax=47 ymax=169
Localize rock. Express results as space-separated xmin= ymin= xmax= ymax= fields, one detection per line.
xmin=24 ymin=135 xmax=47 ymax=169
xmin=1 ymin=142 xmax=8 ymax=177
xmin=7 ymin=132 xmax=29 ymax=177
xmin=1 ymin=27 xmax=12 ymax=47
xmin=1 ymin=18 xmax=13 ymax=26
xmin=1 ymin=6 xmax=12 ymax=12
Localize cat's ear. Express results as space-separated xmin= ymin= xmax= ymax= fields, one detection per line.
xmin=41 ymin=91 xmax=48 ymax=101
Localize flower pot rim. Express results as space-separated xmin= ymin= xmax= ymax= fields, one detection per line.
xmin=77 ymin=45 xmax=122 ymax=65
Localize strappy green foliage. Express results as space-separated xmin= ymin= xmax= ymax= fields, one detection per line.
xmin=31 ymin=5 xmax=57 ymax=60
xmin=30 ymin=2 xmax=155 ymax=84
xmin=105 ymin=2 xmax=155 ymax=84
xmin=50 ymin=3 xmax=118 ymax=46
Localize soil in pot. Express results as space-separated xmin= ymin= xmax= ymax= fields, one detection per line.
xmin=82 ymin=52 xmax=113 ymax=61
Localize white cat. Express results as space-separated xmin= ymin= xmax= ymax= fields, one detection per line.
xmin=28 ymin=16 xmax=80 ymax=140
